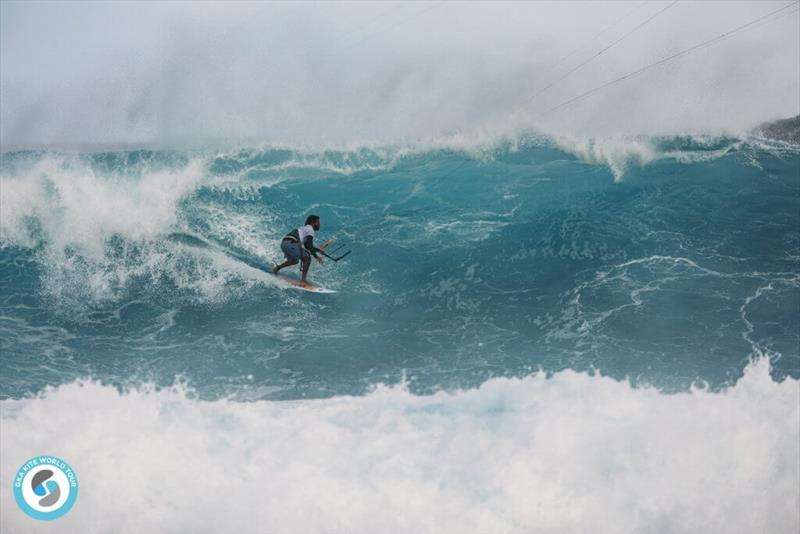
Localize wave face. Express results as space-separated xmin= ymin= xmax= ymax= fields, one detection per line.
xmin=1 ymin=135 xmax=798 ymax=400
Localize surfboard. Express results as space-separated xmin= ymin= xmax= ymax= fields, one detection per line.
xmin=271 ymin=273 xmax=337 ymax=293
xmin=167 ymin=233 xmax=336 ymax=294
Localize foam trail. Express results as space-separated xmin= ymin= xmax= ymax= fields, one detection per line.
xmin=1 ymin=358 xmax=797 ymax=533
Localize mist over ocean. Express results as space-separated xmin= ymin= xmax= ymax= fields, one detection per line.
xmin=1 ymin=2 xmax=798 ymax=532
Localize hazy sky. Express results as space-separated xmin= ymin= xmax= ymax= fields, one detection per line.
xmin=1 ymin=1 xmax=798 ymax=147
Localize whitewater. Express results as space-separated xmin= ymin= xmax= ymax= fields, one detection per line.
xmin=1 ymin=131 xmax=798 ymax=533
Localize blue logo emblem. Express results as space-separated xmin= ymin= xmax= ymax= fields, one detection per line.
xmin=13 ymin=455 xmax=78 ymax=521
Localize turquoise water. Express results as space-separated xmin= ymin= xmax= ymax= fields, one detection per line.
xmin=1 ymin=133 xmax=798 ymax=400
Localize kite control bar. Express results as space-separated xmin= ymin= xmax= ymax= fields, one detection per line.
xmin=318 ymin=238 xmax=351 ymax=262
xmin=319 ymin=244 xmax=351 ymax=262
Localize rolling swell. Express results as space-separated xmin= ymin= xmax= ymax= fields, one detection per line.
xmin=0 ymin=133 xmax=798 ymax=400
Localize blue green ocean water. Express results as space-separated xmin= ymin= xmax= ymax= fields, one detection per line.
xmin=1 ymin=133 xmax=797 ymax=400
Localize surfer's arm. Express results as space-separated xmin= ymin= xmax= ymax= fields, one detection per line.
xmin=303 ymin=236 xmax=323 ymax=260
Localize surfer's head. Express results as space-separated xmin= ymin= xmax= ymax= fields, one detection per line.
xmin=305 ymin=214 xmax=321 ymax=231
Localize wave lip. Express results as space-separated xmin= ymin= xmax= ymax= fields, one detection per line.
xmin=1 ymin=358 xmax=797 ymax=534
xmin=0 ymin=154 xmax=205 ymax=253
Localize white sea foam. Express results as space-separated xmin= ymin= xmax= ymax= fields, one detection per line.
xmin=218 ymin=128 xmax=760 ymax=182
xmin=1 ymin=358 xmax=797 ymax=534
xmin=0 ymin=155 xmax=258 ymax=305
xmin=0 ymin=155 xmax=205 ymax=255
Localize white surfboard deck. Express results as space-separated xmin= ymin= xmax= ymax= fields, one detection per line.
xmin=168 ymin=233 xmax=337 ymax=294
xmin=271 ymin=272 xmax=337 ymax=293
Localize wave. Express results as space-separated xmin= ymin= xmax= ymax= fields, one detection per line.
xmin=1 ymin=131 xmax=797 ymax=398
xmin=2 ymin=129 xmax=795 ymax=191
xmin=0 ymin=134 xmax=667 ymax=302
xmin=0 ymin=153 xmax=206 ymax=253
xmin=172 ymin=129 xmax=800 ymax=176
xmin=0 ymin=358 xmax=797 ymax=533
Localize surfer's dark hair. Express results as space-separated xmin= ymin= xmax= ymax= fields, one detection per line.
xmin=305 ymin=215 xmax=320 ymax=225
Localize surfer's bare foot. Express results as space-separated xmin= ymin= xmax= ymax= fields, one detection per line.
xmin=272 ymin=265 xmax=279 ymax=274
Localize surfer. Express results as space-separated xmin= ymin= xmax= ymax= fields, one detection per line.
xmin=273 ymin=215 xmax=324 ymax=285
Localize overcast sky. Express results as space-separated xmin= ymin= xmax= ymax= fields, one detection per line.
xmin=1 ymin=1 xmax=798 ymax=147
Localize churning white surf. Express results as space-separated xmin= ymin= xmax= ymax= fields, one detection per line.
xmin=1 ymin=358 xmax=797 ymax=534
